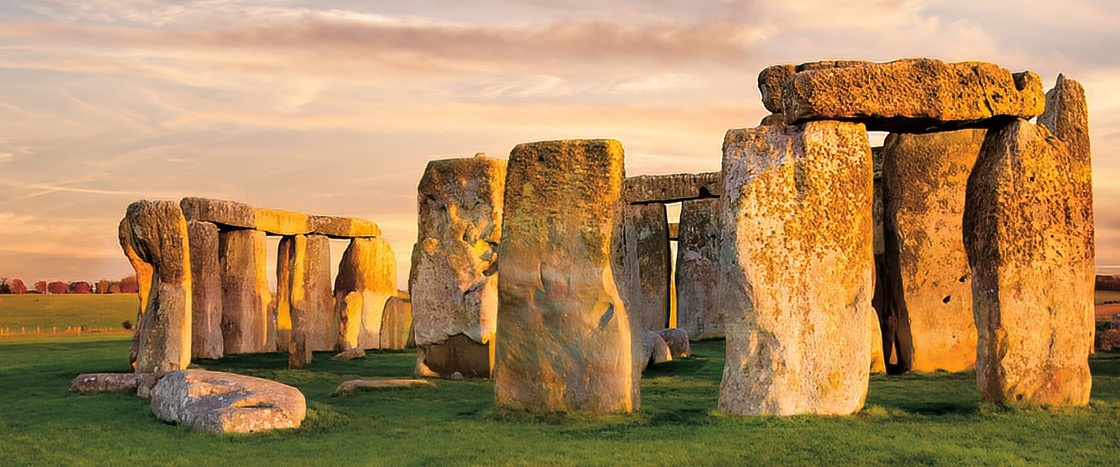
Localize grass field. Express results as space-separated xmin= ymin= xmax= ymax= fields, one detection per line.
xmin=1097 ymin=290 xmax=1120 ymax=305
xmin=0 ymin=294 xmax=136 ymax=335
xmin=0 ymin=295 xmax=1118 ymax=464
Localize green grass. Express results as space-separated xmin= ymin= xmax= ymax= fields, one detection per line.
xmin=0 ymin=294 xmax=136 ymax=333
xmin=0 ymin=337 xmax=1117 ymax=466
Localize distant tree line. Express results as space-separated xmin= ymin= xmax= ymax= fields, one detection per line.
xmin=1098 ymin=275 xmax=1120 ymax=292
xmin=0 ymin=276 xmax=139 ymax=295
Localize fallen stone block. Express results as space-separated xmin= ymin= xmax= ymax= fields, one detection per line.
xmin=150 ymin=370 xmax=305 ymax=434
xmin=657 ymin=328 xmax=690 ymax=359
xmin=69 ymin=373 xmax=156 ymax=395
xmin=332 ymin=378 xmax=435 ymax=397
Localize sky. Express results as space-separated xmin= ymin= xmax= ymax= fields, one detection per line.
xmin=1 ymin=0 xmax=1118 ymax=288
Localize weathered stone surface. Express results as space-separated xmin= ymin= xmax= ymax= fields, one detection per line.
xmin=69 ymin=373 xmax=156 ymax=394
xmin=769 ymin=59 xmax=1045 ymax=132
xmin=187 ymin=221 xmax=223 ymax=360
xmin=150 ymin=370 xmax=305 ymax=434
xmin=180 ymin=197 xmax=380 ymax=238
xmin=119 ymin=217 xmax=153 ymax=369
xmin=964 ymin=116 xmax=1094 ymax=406
xmin=640 ymin=331 xmax=672 ymax=370
xmin=868 ymin=306 xmax=886 ymax=374
xmin=417 ymin=334 xmax=492 ymax=379
xmin=1038 ymin=75 xmax=1090 ymax=159
xmin=122 ymin=200 xmax=192 ymax=373
xmin=284 ymin=234 xmax=335 ymax=354
xmin=623 ymin=172 xmax=721 ymax=204
xmin=718 ymin=121 xmax=873 ymax=416
xmin=333 ymin=378 xmax=435 ymax=396
xmin=657 ymin=328 xmax=690 ymax=358
xmin=335 ymin=237 xmax=397 ymax=350
xmin=219 ymin=229 xmax=272 ymax=354
xmin=758 ymin=64 xmax=796 ymax=114
xmin=675 ymin=198 xmax=723 ymax=340
xmin=613 ymin=202 xmax=671 ymax=332
xmin=881 ymin=129 xmax=984 ymax=373
xmin=380 ymin=296 xmax=413 ymax=350
xmin=495 ymin=139 xmax=636 ymax=413
xmin=409 ymin=154 xmax=504 ymax=375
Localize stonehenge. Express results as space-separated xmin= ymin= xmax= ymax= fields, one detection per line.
xmin=119 ymin=197 xmax=396 ymax=371
xmin=117 ymin=57 xmax=1095 ymax=418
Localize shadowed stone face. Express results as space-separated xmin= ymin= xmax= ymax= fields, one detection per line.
xmin=495 ymin=139 xmax=636 ymax=413
xmin=219 ymin=229 xmax=272 ymax=354
xmin=613 ymin=202 xmax=671 ymax=333
xmin=881 ymin=129 xmax=984 ymax=373
xmin=675 ymin=198 xmax=722 ymax=340
xmin=964 ymin=113 xmax=1093 ymax=405
xmin=122 ymin=200 xmax=192 ymax=373
xmin=409 ymin=154 xmax=505 ymax=377
xmin=187 ymin=221 xmax=223 ymax=360
xmin=718 ymin=121 xmax=873 ymax=416
xmin=334 ymin=237 xmax=397 ymax=350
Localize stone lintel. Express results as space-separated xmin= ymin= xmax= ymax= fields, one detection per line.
xmin=623 ymin=172 xmax=721 ymax=204
xmin=180 ymin=197 xmax=380 ymax=238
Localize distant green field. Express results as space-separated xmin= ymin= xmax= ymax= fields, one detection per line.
xmin=0 ymin=294 xmax=136 ymax=334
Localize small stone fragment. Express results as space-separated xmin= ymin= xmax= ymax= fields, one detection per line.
xmin=69 ymin=373 xmax=155 ymax=395
xmin=332 ymin=348 xmax=366 ymax=361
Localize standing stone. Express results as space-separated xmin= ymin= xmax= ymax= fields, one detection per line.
xmin=613 ymin=203 xmax=671 ymax=333
xmin=121 ymin=200 xmax=192 ymax=373
xmin=119 ymin=217 xmax=154 ymax=369
xmin=188 ymin=221 xmax=223 ymax=359
xmin=409 ymin=154 xmax=505 ymax=377
xmin=718 ymin=121 xmax=873 ymax=416
xmin=219 ymin=229 xmax=272 ymax=354
xmin=281 ymin=234 xmax=335 ymax=354
xmin=281 ymin=234 xmax=334 ymax=368
xmin=675 ymin=198 xmax=723 ymax=340
xmin=275 ymin=236 xmax=295 ymax=351
xmin=335 ymin=237 xmax=397 ymax=350
xmin=963 ymin=113 xmax=1093 ymax=406
xmin=380 ymin=296 xmax=413 ymax=350
xmin=495 ymin=139 xmax=636 ymax=413
xmin=880 ymin=129 xmax=984 ymax=373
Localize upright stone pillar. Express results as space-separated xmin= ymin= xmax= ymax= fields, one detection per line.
xmin=675 ymin=198 xmax=723 ymax=340
xmin=118 ymin=218 xmax=153 ymax=369
xmin=409 ymin=154 xmax=505 ymax=378
xmin=219 ymin=229 xmax=272 ymax=354
xmin=280 ymin=234 xmax=335 ymax=367
xmin=335 ymin=237 xmax=397 ymax=350
xmin=188 ymin=221 xmax=223 ymax=359
xmin=613 ymin=203 xmax=671 ymax=332
xmin=964 ymin=84 xmax=1093 ymax=405
xmin=380 ymin=296 xmax=413 ymax=350
xmin=880 ymin=129 xmax=984 ymax=373
xmin=276 ymin=236 xmax=295 ymax=352
xmin=495 ymin=139 xmax=636 ymax=413
xmin=120 ymin=200 xmax=192 ymax=373
xmin=718 ymin=121 xmax=873 ymax=416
